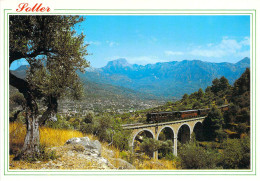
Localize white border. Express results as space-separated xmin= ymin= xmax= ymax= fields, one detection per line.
xmin=0 ymin=0 xmax=259 ymax=180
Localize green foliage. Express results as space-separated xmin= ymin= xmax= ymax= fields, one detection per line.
xmin=15 ymin=144 xmax=58 ymax=162
xmin=139 ymin=138 xmax=162 ymax=157
xmin=232 ymin=68 xmax=250 ymax=99
xmin=211 ymin=76 xmax=231 ymax=96
xmin=237 ymin=123 xmax=248 ymax=135
xmin=223 ymin=104 xmax=239 ymax=125
xmin=80 ymin=114 xmax=130 ymax=150
xmin=10 ymin=92 xmax=26 ymax=108
xmin=164 ymin=152 xmax=176 ymax=161
xmin=112 ymin=130 xmax=131 ymax=151
xmin=158 ymin=140 xmax=174 ymax=159
xmin=45 ymin=114 xmax=73 ymax=130
xmin=178 ymin=141 xmax=221 ymax=169
xmin=120 ymin=150 xmax=135 ymax=164
xmin=10 ymin=16 xmax=89 ymax=100
xmin=83 ymin=112 xmax=94 ymax=124
xmin=223 ymin=69 xmax=250 ymax=136
xmin=197 ymin=88 xmax=204 ymax=99
xmin=182 ymin=93 xmax=189 ymax=101
xmin=128 ymin=68 xmax=251 ymax=169
xmin=221 ymin=136 xmax=250 ymax=169
xmin=203 ymin=107 xmax=224 ymax=141
xmin=10 ymin=15 xmax=90 ymax=158
xmin=139 ymin=138 xmax=174 ymax=158
xmin=215 ymin=128 xmax=228 ymax=143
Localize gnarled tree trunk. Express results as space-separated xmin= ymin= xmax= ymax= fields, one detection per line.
xmin=19 ymin=112 xmax=40 ymax=159
xmin=10 ymin=72 xmax=42 ymax=160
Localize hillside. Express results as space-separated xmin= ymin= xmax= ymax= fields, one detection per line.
xmin=10 ymin=57 xmax=250 ymax=113
xmin=10 ymin=66 xmax=164 ymax=113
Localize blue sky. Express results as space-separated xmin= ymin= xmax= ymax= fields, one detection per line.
xmin=10 ymin=15 xmax=250 ymax=70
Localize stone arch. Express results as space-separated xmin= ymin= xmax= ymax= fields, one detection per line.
xmin=131 ymin=129 xmax=155 ymax=148
xmin=157 ymin=126 xmax=175 ymax=140
xmin=193 ymin=121 xmax=203 ymax=141
xmin=177 ymin=123 xmax=191 ymax=144
xmin=132 ymin=129 xmax=155 ymax=158
xmin=157 ymin=126 xmax=175 ymax=159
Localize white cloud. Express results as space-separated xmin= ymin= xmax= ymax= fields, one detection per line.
xmin=106 ymin=41 xmax=119 ymax=47
xmin=240 ymin=36 xmax=250 ymax=46
xmin=87 ymin=41 xmax=101 ymax=46
xmin=165 ymin=51 xmax=184 ymax=56
xmin=189 ymin=36 xmax=250 ymax=58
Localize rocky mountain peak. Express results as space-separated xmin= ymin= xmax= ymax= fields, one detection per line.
xmin=105 ymin=58 xmax=131 ymax=68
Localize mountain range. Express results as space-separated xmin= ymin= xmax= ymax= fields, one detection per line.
xmin=11 ymin=57 xmax=250 ymax=101
xmin=80 ymin=57 xmax=250 ymax=99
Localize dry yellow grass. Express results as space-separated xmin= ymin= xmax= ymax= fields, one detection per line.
xmin=9 ymin=122 xmax=84 ymax=151
xmin=9 ymin=122 xmax=176 ymax=170
xmin=134 ymin=159 xmax=176 ymax=170
xmin=9 ymin=122 xmax=26 ymax=148
xmin=40 ymin=127 xmax=84 ymax=147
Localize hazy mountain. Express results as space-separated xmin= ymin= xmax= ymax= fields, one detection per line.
xmin=10 ymin=65 xmax=28 ymax=79
xmin=10 ymin=64 xmax=160 ymax=102
xmin=10 ymin=57 xmax=250 ymax=100
xmin=83 ymin=57 xmax=250 ymax=99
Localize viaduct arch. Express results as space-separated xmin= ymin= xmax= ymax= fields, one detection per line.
xmin=124 ymin=117 xmax=204 ymax=159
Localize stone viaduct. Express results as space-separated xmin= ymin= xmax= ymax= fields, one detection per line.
xmin=122 ymin=116 xmax=205 ymax=159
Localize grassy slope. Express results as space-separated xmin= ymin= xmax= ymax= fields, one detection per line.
xmin=9 ymin=122 xmax=176 ymax=170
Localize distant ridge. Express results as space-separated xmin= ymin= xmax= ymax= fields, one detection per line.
xmin=11 ymin=57 xmax=250 ymax=100
xmin=84 ymin=57 xmax=250 ymax=98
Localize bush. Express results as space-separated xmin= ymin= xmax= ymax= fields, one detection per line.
xmin=119 ymin=150 xmax=135 ymax=164
xmin=45 ymin=114 xmax=73 ymax=130
xmin=140 ymin=138 xmax=162 ymax=157
xmin=80 ymin=122 xmax=94 ymax=134
xmin=203 ymin=107 xmax=224 ymax=141
xmin=112 ymin=130 xmax=130 ymax=150
xmin=178 ymin=142 xmax=221 ymax=169
xmin=15 ymin=144 xmax=58 ymax=162
xmin=221 ymin=136 xmax=250 ymax=169
xmin=164 ymin=152 xmax=175 ymax=161
xmin=158 ymin=140 xmax=173 ymax=159
xmin=215 ymin=128 xmax=228 ymax=143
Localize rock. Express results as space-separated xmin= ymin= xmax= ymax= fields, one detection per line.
xmin=65 ymin=137 xmax=102 ymax=156
xmin=109 ymin=158 xmax=135 ymax=170
xmin=104 ymin=149 xmax=115 ymax=158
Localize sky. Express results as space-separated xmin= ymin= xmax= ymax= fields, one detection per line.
xmin=10 ymin=15 xmax=250 ymax=70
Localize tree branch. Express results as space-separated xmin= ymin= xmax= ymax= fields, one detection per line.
xmin=9 ymin=48 xmax=55 ymax=66
xmin=9 ymin=72 xmax=42 ymax=114
xmin=39 ymin=96 xmax=58 ymax=126
xmin=9 ymin=71 xmax=30 ymax=96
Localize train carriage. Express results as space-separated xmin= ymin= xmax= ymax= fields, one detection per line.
xmin=147 ymin=111 xmax=178 ymax=123
xmin=219 ymin=104 xmax=229 ymax=111
xmin=179 ymin=110 xmax=198 ymax=119
xmin=146 ymin=105 xmax=229 ymax=124
xmin=198 ymin=108 xmax=210 ymax=116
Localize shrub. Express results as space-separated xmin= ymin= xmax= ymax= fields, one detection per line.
xmin=140 ymin=138 xmax=162 ymax=157
xmin=119 ymin=150 xmax=135 ymax=164
xmin=15 ymin=144 xmax=58 ymax=162
xmin=45 ymin=114 xmax=73 ymax=130
xmin=178 ymin=142 xmax=221 ymax=169
xmin=164 ymin=152 xmax=175 ymax=161
xmin=215 ymin=128 xmax=228 ymax=143
xmin=112 ymin=130 xmax=130 ymax=151
xmin=221 ymin=136 xmax=250 ymax=169
xmin=80 ymin=122 xmax=94 ymax=134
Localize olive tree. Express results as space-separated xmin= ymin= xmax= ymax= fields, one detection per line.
xmin=9 ymin=15 xmax=89 ymax=159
